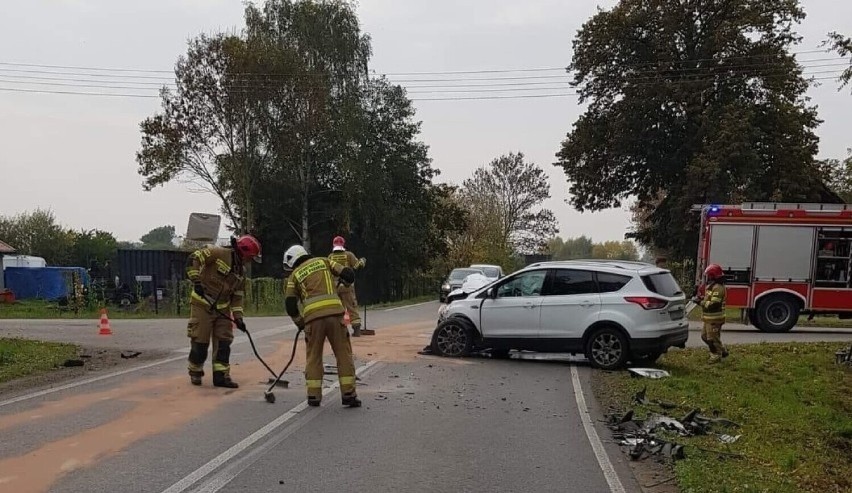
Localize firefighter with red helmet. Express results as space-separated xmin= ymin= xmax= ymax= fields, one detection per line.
xmin=185 ymin=235 xmax=262 ymax=388
xmin=696 ymin=264 xmax=729 ymax=362
xmin=328 ymin=236 xmax=370 ymax=336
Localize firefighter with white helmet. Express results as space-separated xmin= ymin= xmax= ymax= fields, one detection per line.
xmin=283 ymin=244 xmax=361 ymax=408
xmin=696 ymin=264 xmax=729 ymax=362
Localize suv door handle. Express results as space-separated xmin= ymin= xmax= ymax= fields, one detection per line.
xmin=579 ymin=300 xmax=594 ymax=308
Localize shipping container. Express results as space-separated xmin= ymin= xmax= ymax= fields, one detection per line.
xmin=117 ymin=249 xmax=190 ymax=296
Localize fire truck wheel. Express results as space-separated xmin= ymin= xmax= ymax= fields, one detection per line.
xmin=755 ymin=295 xmax=800 ymax=333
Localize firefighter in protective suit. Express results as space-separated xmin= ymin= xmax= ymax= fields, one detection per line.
xmin=186 ymin=235 xmax=262 ymax=388
xmin=696 ymin=264 xmax=729 ymax=363
xmin=328 ymin=236 xmax=370 ymax=336
xmin=283 ymin=245 xmax=361 ymax=408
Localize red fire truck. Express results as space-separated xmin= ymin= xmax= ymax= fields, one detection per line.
xmin=695 ymin=202 xmax=852 ymax=332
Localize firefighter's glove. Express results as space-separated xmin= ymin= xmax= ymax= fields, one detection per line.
xmin=359 ymin=257 xmax=367 ymax=268
xmin=234 ymin=318 xmax=247 ymax=333
xmin=193 ymin=282 xmax=205 ymax=298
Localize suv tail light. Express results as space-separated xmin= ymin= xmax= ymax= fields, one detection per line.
xmin=624 ymin=296 xmax=668 ymax=310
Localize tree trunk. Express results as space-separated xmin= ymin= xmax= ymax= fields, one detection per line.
xmin=302 ymin=184 xmax=311 ymax=253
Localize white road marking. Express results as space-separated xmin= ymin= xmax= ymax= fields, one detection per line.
xmin=570 ymin=365 xmax=627 ymax=493
xmin=378 ymin=300 xmax=435 ymax=312
xmin=161 ymin=360 xmax=380 ymax=493
xmin=0 ymin=325 xmax=295 ymax=409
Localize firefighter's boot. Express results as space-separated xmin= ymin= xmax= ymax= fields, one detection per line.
xmin=307 ymin=396 xmax=321 ymax=407
xmin=341 ymin=392 xmax=362 ymax=408
xmin=352 ymin=324 xmax=362 ymax=337
xmin=213 ymin=371 xmax=239 ymax=388
xmin=189 ymin=370 xmax=203 ymax=386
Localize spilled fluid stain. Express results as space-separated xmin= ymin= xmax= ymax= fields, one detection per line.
xmin=0 ymin=318 xmax=437 ymax=493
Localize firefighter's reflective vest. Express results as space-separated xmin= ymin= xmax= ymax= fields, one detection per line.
xmin=285 ymin=257 xmax=346 ymax=324
xmin=186 ymin=246 xmax=245 ymax=314
xmin=328 ymin=250 xmax=364 ymax=283
xmin=701 ymin=282 xmax=726 ymax=322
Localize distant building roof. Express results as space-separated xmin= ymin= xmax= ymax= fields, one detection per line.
xmin=0 ymin=240 xmax=16 ymax=254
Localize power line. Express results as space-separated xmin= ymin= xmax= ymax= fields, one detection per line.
xmin=0 ymin=48 xmax=831 ymax=75
xmin=3 ymin=75 xmax=841 ymax=101
xmin=0 ymin=67 xmax=843 ymax=95
xmin=0 ymin=86 xmax=158 ymax=98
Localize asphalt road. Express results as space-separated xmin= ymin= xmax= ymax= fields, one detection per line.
xmin=0 ymin=301 xmax=849 ymax=493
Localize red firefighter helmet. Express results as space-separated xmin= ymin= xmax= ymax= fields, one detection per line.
xmin=235 ymin=234 xmax=262 ymax=262
xmin=704 ymin=263 xmax=724 ymax=280
xmin=332 ymin=236 xmax=346 ymax=248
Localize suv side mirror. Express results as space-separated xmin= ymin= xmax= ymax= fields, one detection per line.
xmin=486 ymin=287 xmax=496 ymax=299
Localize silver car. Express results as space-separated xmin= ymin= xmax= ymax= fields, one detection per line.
xmin=428 ymin=260 xmax=689 ymax=370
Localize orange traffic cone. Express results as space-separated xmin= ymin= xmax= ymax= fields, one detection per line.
xmin=98 ymin=308 xmax=113 ymax=335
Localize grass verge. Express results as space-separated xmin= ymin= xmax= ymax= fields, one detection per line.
xmin=0 ymin=338 xmax=78 ymax=384
xmin=688 ymin=307 xmax=852 ymax=329
xmin=592 ymin=343 xmax=852 ymax=493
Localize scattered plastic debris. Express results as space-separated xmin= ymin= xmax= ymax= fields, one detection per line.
xmin=323 ymin=364 xmax=338 ymax=375
xmin=607 ymin=390 xmax=742 ymax=462
xmin=836 ymin=345 xmax=852 ymax=367
xmin=718 ymin=434 xmax=741 ymax=444
xmin=120 ymin=351 xmax=141 ymax=359
xmin=62 ymin=359 xmax=84 ymax=367
xmin=628 ymin=368 xmax=671 ymax=379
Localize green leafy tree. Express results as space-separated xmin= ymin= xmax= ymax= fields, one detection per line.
xmin=556 ymin=0 xmax=840 ymax=259
xmin=591 ymin=241 xmax=639 ymax=261
xmin=547 ymin=235 xmax=594 ymax=260
xmin=71 ymin=229 xmax=118 ymax=268
xmin=464 ymin=152 xmax=558 ymax=255
xmin=825 ymin=32 xmax=852 ymax=91
xmin=140 ymin=225 xmax=176 ymax=249
xmin=137 ymin=33 xmax=260 ymax=232
xmin=0 ymin=209 xmax=75 ymax=265
xmin=819 ymin=151 xmax=852 ymax=203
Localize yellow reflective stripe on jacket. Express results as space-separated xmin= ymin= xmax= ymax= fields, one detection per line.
xmin=191 ymin=291 xmax=230 ymax=310
xmin=306 ymin=379 xmax=323 ymax=389
xmin=231 ymin=306 xmax=244 ymax=313
xmin=213 ymin=362 xmax=229 ymax=372
xmin=215 ymin=259 xmax=231 ymax=274
xmin=186 ymin=269 xmax=200 ymax=277
xmin=339 ymin=376 xmax=356 ymax=385
xmin=302 ymin=295 xmax=343 ymax=317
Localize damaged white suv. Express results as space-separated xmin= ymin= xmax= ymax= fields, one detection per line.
xmin=428 ymin=260 xmax=689 ymax=370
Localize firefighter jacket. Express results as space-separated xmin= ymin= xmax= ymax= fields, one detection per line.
xmin=186 ymin=246 xmax=246 ymax=318
xmin=701 ymin=282 xmax=726 ymax=322
xmin=328 ymin=250 xmax=364 ymax=282
xmin=285 ymin=257 xmax=354 ymax=325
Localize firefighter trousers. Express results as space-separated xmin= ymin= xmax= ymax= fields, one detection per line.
xmin=337 ymin=284 xmax=360 ymax=326
xmin=304 ymin=314 xmax=357 ymax=401
xmin=187 ymin=303 xmax=235 ymax=375
xmin=701 ymin=321 xmax=726 ymax=355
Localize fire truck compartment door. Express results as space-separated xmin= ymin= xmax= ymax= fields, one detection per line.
xmin=709 ymin=225 xmax=755 ymax=269
xmin=754 ymin=226 xmax=815 ymax=281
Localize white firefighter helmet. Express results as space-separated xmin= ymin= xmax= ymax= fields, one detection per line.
xmin=283 ymin=245 xmax=308 ymax=269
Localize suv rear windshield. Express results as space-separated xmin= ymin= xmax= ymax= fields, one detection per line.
xmin=641 ymin=272 xmax=683 ymax=297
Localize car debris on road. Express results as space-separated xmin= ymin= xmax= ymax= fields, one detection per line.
xmin=627 ymin=368 xmax=671 ymax=379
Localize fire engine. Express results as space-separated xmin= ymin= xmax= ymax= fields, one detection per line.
xmin=695 ymin=202 xmax=852 ymax=332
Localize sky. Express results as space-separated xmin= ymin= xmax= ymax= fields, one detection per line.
xmin=0 ymin=0 xmax=850 ymax=245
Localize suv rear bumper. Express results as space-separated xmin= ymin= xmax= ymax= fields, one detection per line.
xmin=631 ymin=328 xmax=689 ymax=354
